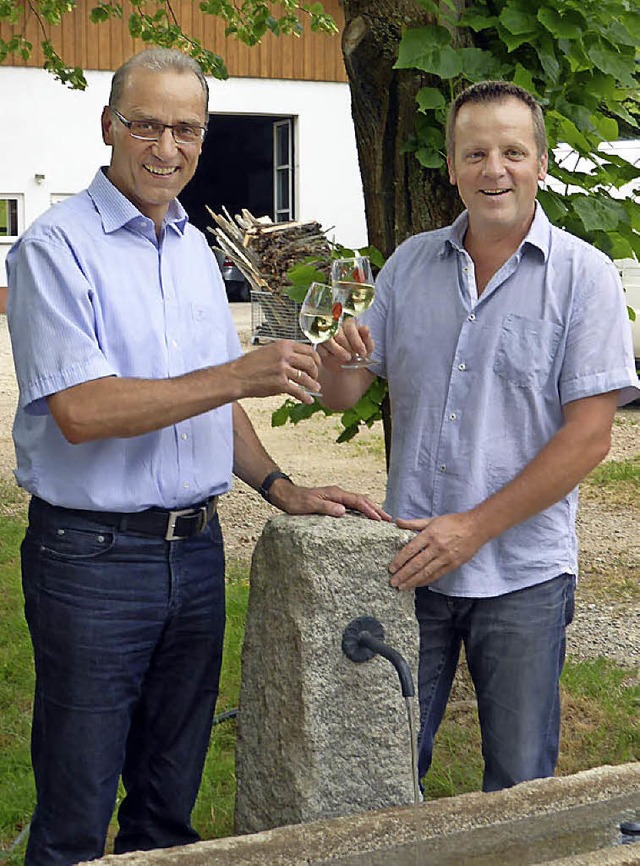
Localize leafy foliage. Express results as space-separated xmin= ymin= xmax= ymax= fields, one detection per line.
xmin=0 ymin=0 xmax=336 ymax=89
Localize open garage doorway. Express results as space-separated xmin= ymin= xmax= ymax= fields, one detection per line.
xmin=180 ymin=113 xmax=295 ymax=237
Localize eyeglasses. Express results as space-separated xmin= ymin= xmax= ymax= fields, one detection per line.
xmin=111 ymin=107 xmax=206 ymax=145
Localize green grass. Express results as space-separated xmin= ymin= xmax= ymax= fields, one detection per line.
xmin=581 ymin=455 xmax=640 ymax=508
xmin=0 ymin=507 xmax=637 ymax=860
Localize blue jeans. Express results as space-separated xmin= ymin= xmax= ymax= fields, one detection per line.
xmin=414 ymin=574 xmax=575 ymax=793
xmin=21 ymin=497 xmax=226 ymax=866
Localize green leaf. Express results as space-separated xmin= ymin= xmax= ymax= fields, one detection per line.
xmin=586 ymin=40 xmax=636 ymax=87
xmin=457 ymin=46 xmax=504 ymax=81
xmin=458 ymin=10 xmax=499 ymax=32
xmin=537 ymin=7 xmax=584 ymax=40
xmin=271 ymin=400 xmax=297 ymax=427
xmin=512 ymin=64 xmax=541 ymax=97
xmin=535 ymin=36 xmax=561 ymax=82
xmin=416 ymin=87 xmax=446 ymax=112
xmin=499 ymin=4 xmax=538 ymax=36
xmin=549 ymin=111 xmax=592 ymax=152
xmin=395 ymin=27 xmax=462 ymax=79
xmin=415 ymin=147 xmax=445 ymax=169
xmin=571 ymin=193 xmax=627 ymax=233
xmin=590 ymin=114 xmax=618 ymax=143
xmin=413 ymin=0 xmax=441 ymax=14
xmin=537 ymin=188 xmax=570 ymax=224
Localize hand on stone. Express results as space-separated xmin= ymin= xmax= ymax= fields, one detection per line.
xmin=269 ymin=481 xmax=391 ymax=521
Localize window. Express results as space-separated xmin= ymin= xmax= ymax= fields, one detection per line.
xmin=0 ymin=197 xmax=19 ymax=239
xmin=273 ymin=120 xmax=294 ymax=222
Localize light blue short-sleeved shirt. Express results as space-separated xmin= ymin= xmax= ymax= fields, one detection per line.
xmin=7 ymin=168 xmax=242 ymax=512
xmin=363 ymin=204 xmax=640 ymax=598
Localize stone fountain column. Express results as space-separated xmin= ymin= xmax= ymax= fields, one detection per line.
xmin=234 ymin=513 xmax=419 ymax=835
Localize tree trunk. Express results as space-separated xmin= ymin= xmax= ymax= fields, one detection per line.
xmin=341 ymin=0 xmax=463 ymax=259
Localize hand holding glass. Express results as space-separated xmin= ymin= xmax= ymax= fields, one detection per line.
xmin=331 ymin=256 xmax=375 ymax=368
xmin=298 ymin=281 xmax=342 ymax=398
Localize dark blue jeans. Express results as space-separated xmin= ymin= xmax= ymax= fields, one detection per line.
xmin=21 ymin=497 xmax=226 ymax=866
xmin=415 ymin=574 xmax=575 ymax=793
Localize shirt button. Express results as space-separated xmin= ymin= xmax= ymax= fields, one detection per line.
xmin=97 ymin=535 xmax=105 ymax=543
xmin=57 ymin=528 xmax=65 ymax=536
xmin=468 ymin=313 xmax=476 ymax=321
xmin=458 ymin=362 xmax=466 ymax=371
xmin=183 ymin=482 xmax=190 ymax=489
xmin=181 ymin=433 xmax=188 ymax=441
xmin=439 ymin=464 xmax=447 ymax=472
xmin=449 ymin=413 xmax=457 ymax=421
xmin=172 ymin=339 xmax=179 ymax=348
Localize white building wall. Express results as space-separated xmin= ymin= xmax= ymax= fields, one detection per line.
xmin=0 ymin=67 xmax=368 ymax=285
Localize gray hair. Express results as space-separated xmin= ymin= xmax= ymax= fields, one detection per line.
xmin=446 ymin=80 xmax=547 ymax=160
xmin=109 ymin=48 xmax=209 ymax=118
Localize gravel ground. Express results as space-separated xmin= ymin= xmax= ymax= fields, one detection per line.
xmin=0 ymin=312 xmax=638 ymax=675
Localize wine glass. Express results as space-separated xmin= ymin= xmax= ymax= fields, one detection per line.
xmin=330 ymin=256 xmax=375 ymax=368
xmin=298 ymin=281 xmax=342 ymax=398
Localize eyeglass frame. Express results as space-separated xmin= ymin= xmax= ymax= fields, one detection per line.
xmin=110 ymin=107 xmax=207 ymax=145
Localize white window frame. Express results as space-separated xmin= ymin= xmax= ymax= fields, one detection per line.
xmin=0 ymin=195 xmax=22 ymax=241
xmin=273 ymin=119 xmax=294 ymax=223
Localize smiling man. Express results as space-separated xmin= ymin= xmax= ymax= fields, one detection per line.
xmin=6 ymin=48 xmax=389 ymax=866
xmin=318 ymin=81 xmax=639 ymax=793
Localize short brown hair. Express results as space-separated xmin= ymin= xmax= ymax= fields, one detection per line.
xmin=446 ymin=81 xmax=547 ymax=160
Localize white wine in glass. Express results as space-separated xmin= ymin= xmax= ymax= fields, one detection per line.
xmin=331 ymin=256 xmax=375 ymax=368
xmin=298 ymin=281 xmax=342 ymax=397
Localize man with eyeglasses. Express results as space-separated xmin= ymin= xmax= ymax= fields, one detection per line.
xmin=6 ymin=47 xmax=389 ymax=866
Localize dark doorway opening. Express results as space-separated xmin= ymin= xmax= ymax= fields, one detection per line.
xmin=180 ymin=113 xmax=294 ymax=237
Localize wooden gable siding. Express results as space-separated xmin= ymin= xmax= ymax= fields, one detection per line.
xmin=0 ymin=0 xmax=347 ymax=81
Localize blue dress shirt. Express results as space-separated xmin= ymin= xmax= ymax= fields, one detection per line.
xmin=364 ymin=204 xmax=640 ymax=597
xmin=7 ymin=169 xmax=242 ymax=511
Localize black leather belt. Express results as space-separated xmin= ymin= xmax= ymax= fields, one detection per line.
xmin=33 ymin=495 xmax=219 ymax=541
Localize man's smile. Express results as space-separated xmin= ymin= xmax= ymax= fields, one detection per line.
xmin=144 ymin=164 xmax=178 ymax=176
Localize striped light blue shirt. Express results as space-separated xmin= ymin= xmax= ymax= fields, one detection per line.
xmin=7 ymin=168 xmax=242 ymax=512
xmin=363 ymin=204 xmax=640 ymax=597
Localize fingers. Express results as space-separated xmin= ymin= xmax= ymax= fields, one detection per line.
xmin=389 ymin=544 xmax=444 ymax=590
xmin=317 ymin=324 xmax=374 ymax=371
xmin=237 ymin=340 xmax=322 ymax=400
xmin=273 ymin=483 xmax=389 ymax=521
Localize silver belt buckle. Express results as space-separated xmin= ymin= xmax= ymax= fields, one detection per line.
xmin=165 ymin=507 xmax=198 ymax=541
xmin=165 ymin=498 xmax=217 ymax=541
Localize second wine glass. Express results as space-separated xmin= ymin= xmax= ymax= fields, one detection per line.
xmin=331 ymin=256 xmax=375 ymax=368
xmin=298 ymin=281 xmax=343 ymax=398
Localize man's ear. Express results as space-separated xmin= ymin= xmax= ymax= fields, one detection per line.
xmin=447 ymin=155 xmax=457 ymax=186
xmin=101 ymin=106 xmax=114 ymax=146
xmin=538 ymin=150 xmax=548 ymax=181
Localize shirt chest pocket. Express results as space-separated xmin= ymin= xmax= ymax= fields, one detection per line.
xmin=493 ymin=314 xmax=564 ymax=390
xmin=190 ymin=303 xmax=229 ymax=366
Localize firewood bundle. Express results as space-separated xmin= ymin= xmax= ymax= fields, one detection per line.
xmin=206 ymin=206 xmax=331 ymax=294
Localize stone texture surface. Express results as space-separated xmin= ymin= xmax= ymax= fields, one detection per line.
xmin=80 ymin=763 xmax=640 ymax=865
xmin=234 ymin=513 xmax=420 ymax=834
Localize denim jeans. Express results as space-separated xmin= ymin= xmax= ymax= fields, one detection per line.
xmin=414 ymin=574 xmax=575 ymax=793
xmin=21 ymin=497 xmax=226 ymax=866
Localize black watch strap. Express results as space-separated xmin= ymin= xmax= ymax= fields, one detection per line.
xmin=258 ymin=470 xmax=293 ymax=502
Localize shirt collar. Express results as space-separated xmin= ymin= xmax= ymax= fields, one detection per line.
xmin=442 ymin=201 xmax=551 ymax=262
xmin=87 ymin=168 xmax=189 ymax=236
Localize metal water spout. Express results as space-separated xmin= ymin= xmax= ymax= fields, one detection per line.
xmin=342 ymin=615 xmax=421 ymax=804
xmin=341 ymin=615 xmax=415 ymax=697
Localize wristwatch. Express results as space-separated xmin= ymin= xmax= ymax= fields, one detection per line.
xmin=258 ymin=470 xmax=293 ymax=502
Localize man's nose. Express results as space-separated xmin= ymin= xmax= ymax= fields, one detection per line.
xmin=154 ymin=127 xmax=179 ymax=157
xmin=483 ymin=151 xmax=505 ymax=175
